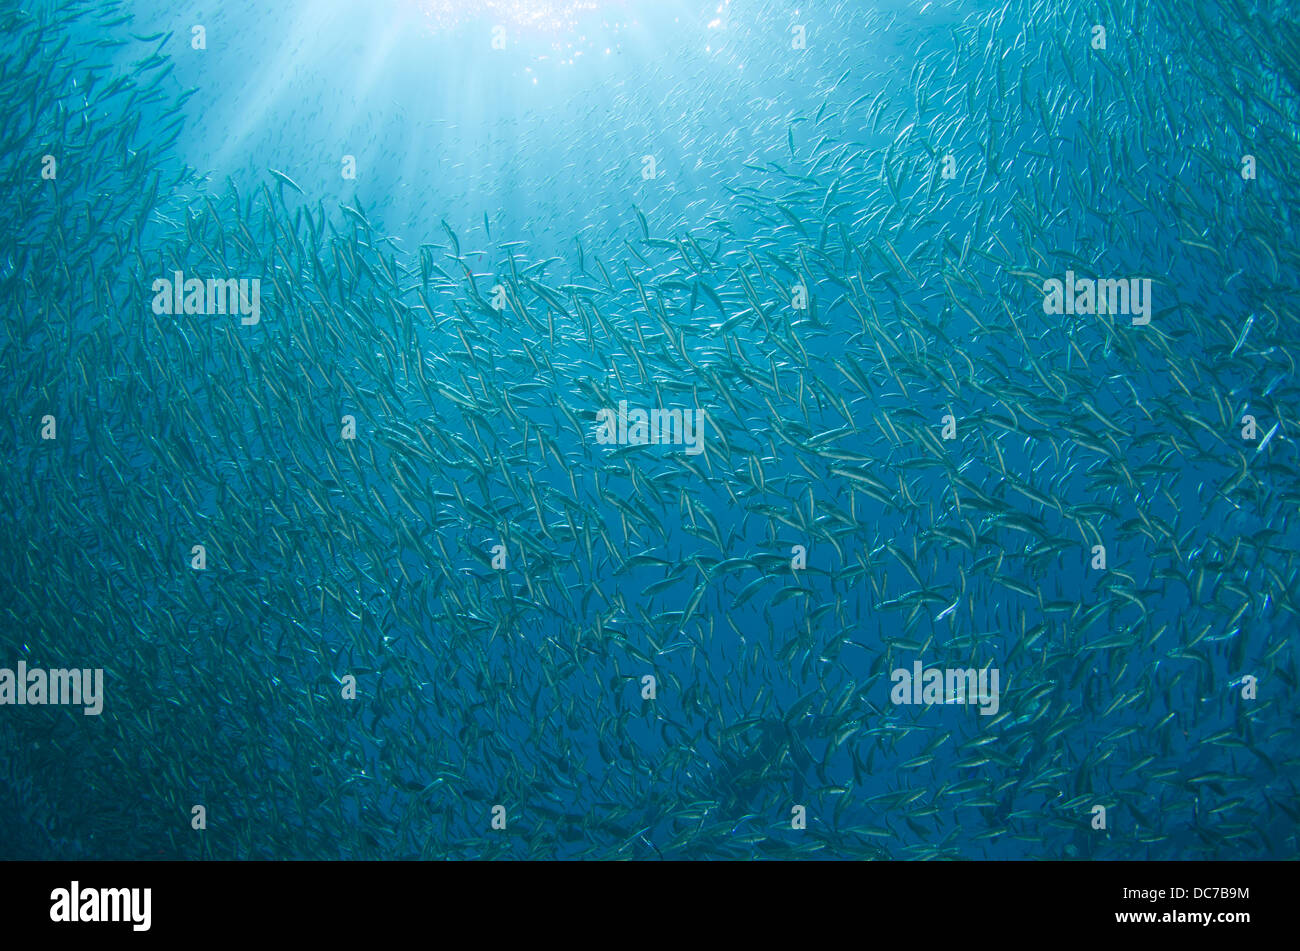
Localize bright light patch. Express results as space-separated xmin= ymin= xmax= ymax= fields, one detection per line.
xmin=416 ymin=0 xmax=613 ymax=35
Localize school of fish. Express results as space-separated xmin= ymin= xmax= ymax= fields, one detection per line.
xmin=1 ymin=0 xmax=1297 ymax=859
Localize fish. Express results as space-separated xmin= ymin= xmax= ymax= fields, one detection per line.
xmin=1 ymin=0 xmax=1296 ymax=864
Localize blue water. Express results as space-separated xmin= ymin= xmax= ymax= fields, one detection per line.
xmin=1 ymin=0 xmax=1297 ymax=860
